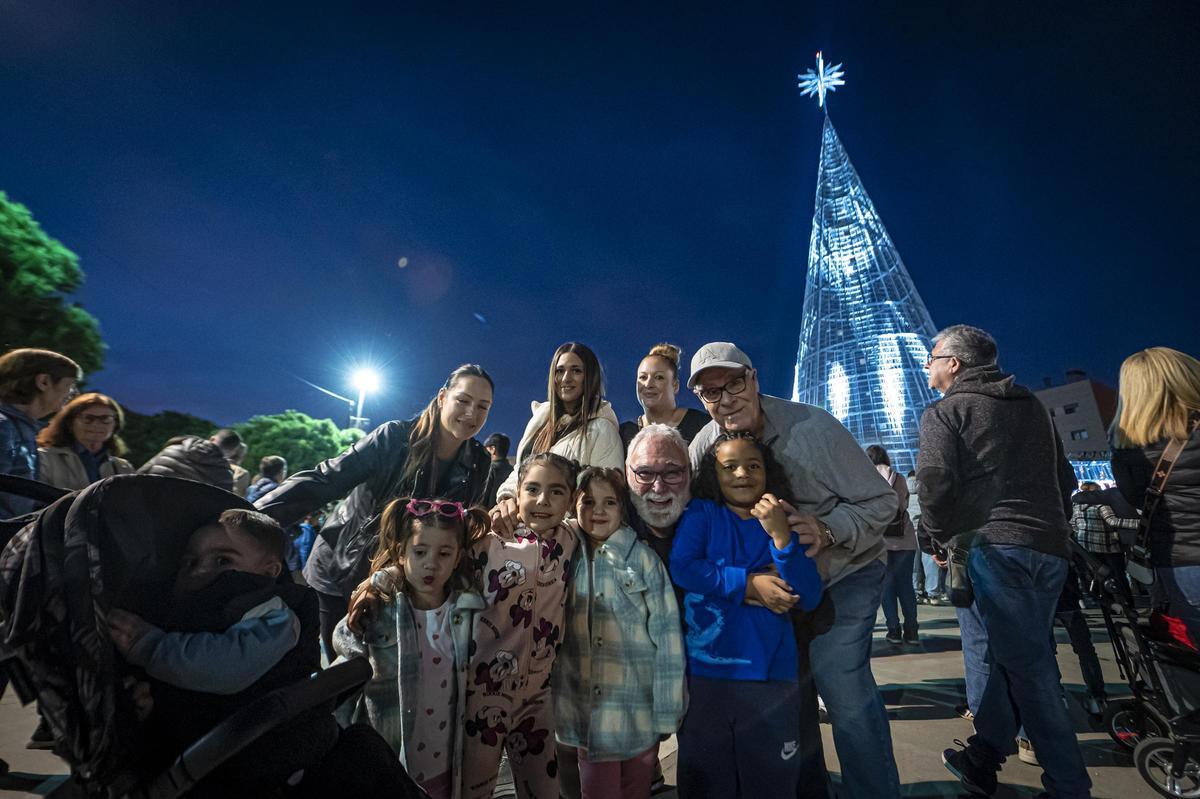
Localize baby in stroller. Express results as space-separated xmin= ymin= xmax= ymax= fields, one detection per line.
xmin=105 ymin=506 xmax=417 ymax=798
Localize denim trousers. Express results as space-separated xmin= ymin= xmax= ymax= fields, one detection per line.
xmin=1156 ymin=565 xmax=1200 ymax=646
xmin=809 ymin=559 xmax=900 ymax=799
xmin=881 ymin=549 xmax=919 ymax=635
xmin=968 ymin=545 xmax=1091 ymax=799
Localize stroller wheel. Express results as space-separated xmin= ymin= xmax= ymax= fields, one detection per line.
xmin=1106 ymin=697 xmax=1168 ymax=750
xmin=1135 ymin=737 xmax=1200 ymax=798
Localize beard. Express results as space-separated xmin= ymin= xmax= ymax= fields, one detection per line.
xmin=630 ymin=485 xmax=690 ymax=531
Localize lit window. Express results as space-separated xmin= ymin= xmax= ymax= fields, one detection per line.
xmin=1070 ymin=429 xmax=1089 ymax=441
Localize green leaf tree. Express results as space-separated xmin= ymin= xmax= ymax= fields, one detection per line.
xmin=121 ymin=409 xmax=218 ymax=468
xmin=235 ymin=410 xmax=363 ymax=479
xmin=0 ymin=191 xmax=104 ymax=373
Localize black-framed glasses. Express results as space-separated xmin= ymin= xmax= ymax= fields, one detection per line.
xmin=924 ymin=355 xmax=955 ymax=368
xmin=78 ymin=413 xmax=117 ymax=425
xmin=630 ymin=467 xmax=688 ymax=487
xmin=693 ymin=372 xmax=749 ymax=404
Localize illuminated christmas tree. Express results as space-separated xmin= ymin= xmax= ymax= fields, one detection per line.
xmin=792 ymin=53 xmax=938 ymax=474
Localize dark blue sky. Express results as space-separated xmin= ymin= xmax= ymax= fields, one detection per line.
xmin=3 ymin=2 xmax=1197 ymax=440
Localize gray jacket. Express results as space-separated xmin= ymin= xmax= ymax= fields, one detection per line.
xmin=690 ymin=394 xmax=896 ymax=586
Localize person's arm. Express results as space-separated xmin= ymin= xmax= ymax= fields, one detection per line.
xmin=770 ymin=534 xmax=823 ymax=611
xmin=804 ymin=414 xmax=898 ymax=552
xmin=1100 ymin=504 xmax=1140 ymax=530
xmin=916 ymin=405 xmax=961 ymax=546
xmin=643 ymin=554 xmax=686 ymax=735
xmin=669 ymin=505 xmax=746 ymax=602
xmin=1054 ymin=435 xmax=1078 ymax=521
xmin=254 ymin=421 xmax=405 ymax=526
xmin=122 ymin=602 xmax=300 ymax=694
xmin=583 ymin=417 xmax=624 ymax=470
xmin=333 ymin=606 xmax=406 ymax=749
xmin=1112 ymin=447 xmax=1153 ymax=511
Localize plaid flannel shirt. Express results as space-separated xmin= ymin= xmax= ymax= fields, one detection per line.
xmin=552 ymin=525 xmax=686 ymax=761
xmin=1071 ymin=503 xmax=1138 ymax=554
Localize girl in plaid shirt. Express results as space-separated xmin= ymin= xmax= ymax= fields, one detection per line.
xmin=553 ymin=467 xmax=686 ymax=799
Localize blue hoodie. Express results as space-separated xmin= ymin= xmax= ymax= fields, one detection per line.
xmin=670 ymin=498 xmax=823 ymax=682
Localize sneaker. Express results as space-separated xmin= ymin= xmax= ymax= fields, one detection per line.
xmin=916 ymin=593 xmax=930 ymax=605
xmin=26 ymin=717 xmax=54 ymax=750
xmin=929 ymin=594 xmax=952 ymax=606
xmin=942 ymin=741 xmax=998 ymax=796
xmin=817 ymin=693 xmax=829 ymax=723
xmin=885 ymin=629 xmax=903 ymax=644
xmin=1083 ymin=695 xmax=1106 ymax=717
xmin=903 ymin=629 xmax=920 ymax=645
xmin=1017 ymin=737 xmax=1039 ymax=766
xmin=955 ymin=703 xmax=975 ymax=721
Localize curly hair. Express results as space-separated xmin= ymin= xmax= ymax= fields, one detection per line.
xmin=691 ymin=431 xmax=792 ymax=506
xmin=370 ymin=496 xmax=490 ymax=593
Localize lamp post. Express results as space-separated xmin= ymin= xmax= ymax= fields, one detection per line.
xmin=350 ymin=368 xmax=380 ymax=430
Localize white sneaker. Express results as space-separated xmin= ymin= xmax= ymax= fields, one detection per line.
xmin=1017 ymin=738 xmax=1039 ymax=766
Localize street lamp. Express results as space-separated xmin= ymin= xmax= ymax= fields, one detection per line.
xmin=351 ymin=368 xmax=381 ymax=430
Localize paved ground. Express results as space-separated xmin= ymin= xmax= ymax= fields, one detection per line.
xmin=0 ymin=602 xmax=1157 ymax=797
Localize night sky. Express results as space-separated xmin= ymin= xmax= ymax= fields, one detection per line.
xmin=3 ymin=2 xmax=1197 ymax=441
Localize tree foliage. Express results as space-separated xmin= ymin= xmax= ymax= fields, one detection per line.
xmin=122 ymin=408 xmax=218 ymax=468
xmin=235 ymin=410 xmax=363 ymax=478
xmin=0 ymin=191 xmax=104 ymax=373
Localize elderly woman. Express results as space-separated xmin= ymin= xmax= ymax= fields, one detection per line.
xmin=37 ymin=392 xmax=134 ymax=491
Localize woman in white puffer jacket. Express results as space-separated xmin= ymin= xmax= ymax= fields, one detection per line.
xmin=491 ymin=342 xmax=623 ymax=509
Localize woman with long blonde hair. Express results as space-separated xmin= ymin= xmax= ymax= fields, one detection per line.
xmin=1111 ymin=347 xmax=1200 ymax=640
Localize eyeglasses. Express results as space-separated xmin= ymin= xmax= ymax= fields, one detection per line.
xmin=693 ymin=372 xmax=749 ymax=404
xmin=406 ymin=499 xmax=465 ymax=519
xmin=924 ymin=355 xmax=955 ymax=368
xmin=78 ymin=413 xmax=117 ymax=426
xmin=630 ymin=467 xmax=688 ymax=487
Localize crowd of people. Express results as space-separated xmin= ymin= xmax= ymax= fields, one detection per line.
xmin=0 ymin=332 xmax=1198 ymax=799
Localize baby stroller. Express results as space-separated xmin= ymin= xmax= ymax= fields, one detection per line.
xmin=1070 ymin=540 xmax=1200 ymax=798
xmin=0 ymin=473 xmax=421 ymax=799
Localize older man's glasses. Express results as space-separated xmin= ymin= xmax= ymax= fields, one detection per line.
xmin=693 ymin=373 xmax=748 ymax=404
xmin=630 ymin=467 xmax=688 ymax=487
xmin=924 ymin=355 xmax=954 ymax=369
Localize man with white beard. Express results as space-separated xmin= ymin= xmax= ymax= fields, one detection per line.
xmin=625 ymin=423 xmax=692 ymax=568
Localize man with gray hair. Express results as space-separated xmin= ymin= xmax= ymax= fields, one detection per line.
xmin=918 ymin=325 xmax=1089 ymax=798
xmin=689 ymin=341 xmax=899 ymax=799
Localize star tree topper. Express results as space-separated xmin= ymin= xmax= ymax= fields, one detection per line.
xmin=798 ymin=51 xmax=845 ymax=108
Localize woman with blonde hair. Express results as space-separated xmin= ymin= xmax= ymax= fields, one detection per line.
xmin=619 ymin=343 xmax=710 ymax=451
xmin=37 ymin=392 xmax=134 ymax=491
xmin=1111 ymin=346 xmax=1200 ymax=640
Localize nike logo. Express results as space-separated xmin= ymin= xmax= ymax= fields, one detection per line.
xmin=781 ymin=741 xmax=798 ymax=760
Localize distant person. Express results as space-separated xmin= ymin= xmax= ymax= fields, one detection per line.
xmin=246 ymin=456 xmax=288 ymax=504
xmin=37 ymin=392 xmax=134 ymax=491
xmin=867 ymin=445 xmax=919 ymax=644
xmin=213 ymin=430 xmax=251 ymax=496
xmin=688 ymin=342 xmax=899 ymax=799
xmin=138 ymin=433 xmax=235 ymax=492
xmin=917 ymin=324 xmax=1089 ymax=798
xmin=0 ymin=348 xmax=81 ymax=518
xmin=490 ymin=342 xmax=622 ymax=528
xmin=619 ymin=343 xmax=709 ymax=451
xmin=254 ymin=364 xmax=494 ymax=659
xmin=481 ymin=432 xmax=512 ymax=509
xmin=1111 ymin=346 xmax=1200 ymax=644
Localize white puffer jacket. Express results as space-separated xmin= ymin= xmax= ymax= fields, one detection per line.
xmin=495 ymin=400 xmax=623 ymax=502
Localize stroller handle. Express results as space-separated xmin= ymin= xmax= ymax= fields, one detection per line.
xmin=138 ymin=657 xmax=372 ymax=799
xmin=1067 ymin=539 xmax=1111 ymax=582
xmin=0 ymin=473 xmax=70 ymax=508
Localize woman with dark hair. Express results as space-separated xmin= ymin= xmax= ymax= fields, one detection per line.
xmin=255 ymin=363 xmax=495 ymax=657
xmin=491 ymin=343 xmax=622 ymax=522
xmin=620 ymin=343 xmax=710 ymax=451
xmin=865 ymin=444 xmax=919 ymax=644
xmin=0 ymin=348 xmax=81 ymax=518
xmin=37 ymin=392 xmax=134 ymax=491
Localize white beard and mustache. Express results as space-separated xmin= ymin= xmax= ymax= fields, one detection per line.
xmin=629 ymin=485 xmax=690 ymax=530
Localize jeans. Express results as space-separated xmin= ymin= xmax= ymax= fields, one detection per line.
xmin=956 ymin=601 xmax=989 ymax=714
xmin=809 ymin=560 xmax=900 ymax=799
xmin=968 ymin=545 xmax=1091 ymax=799
xmin=881 ymin=550 xmax=918 ymax=635
xmin=922 ymin=553 xmax=947 ymax=596
xmin=1156 ymin=566 xmax=1200 ymax=647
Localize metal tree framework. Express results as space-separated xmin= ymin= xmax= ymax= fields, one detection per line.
xmin=792 ymin=53 xmax=938 ymax=474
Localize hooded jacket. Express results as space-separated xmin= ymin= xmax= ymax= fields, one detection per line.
xmin=137 ymin=437 xmax=233 ymax=492
xmin=916 ymin=366 xmax=1077 ymax=558
xmin=494 ymin=400 xmax=623 ymax=502
xmin=1113 ymin=426 xmax=1200 ymax=567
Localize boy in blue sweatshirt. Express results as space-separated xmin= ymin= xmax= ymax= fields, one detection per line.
xmin=670 ymin=432 xmax=823 ymax=799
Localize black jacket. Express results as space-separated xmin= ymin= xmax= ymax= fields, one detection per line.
xmin=916 ymin=366 xmax=1077 ymax=558
xmin=1113 ymin=427 xmax=1200 ymax=567
xmin=482 ymin=460 xmax=513 ymax=509
xmin=137 ymin=437 xmax=233 ymax=492
xmin=255 ymin=418 xmax=490 ymax=594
